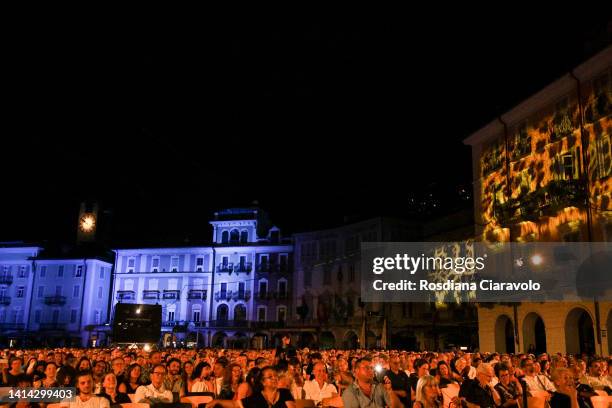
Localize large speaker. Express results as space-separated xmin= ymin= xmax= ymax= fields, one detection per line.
xmin=113 ymin=303 xmax=162 ymax=343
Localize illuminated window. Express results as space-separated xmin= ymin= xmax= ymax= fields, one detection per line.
xmin=240 ymin=230 xmax=248 ymax=243
xmin=221 ymin=231 xmax=229 ymax=244
xmin=170 ymin=256 xmax=179 ymax=272
xmin=75 ymin=265 xmax=83 ymax=277
xmin=195 ymin=256 xmax=204 ymax=272
xmin=151 ymin=257 xmax=160 ymax=272
xmin=16 ymin=286 xmax=25 ymax=298
xmin=562 ymin=154 xmax=575 ymax=180
xmin=58 ymin=265 xmax=64 ymax=277
xmin=127 ymin=258 xmax=135 ymax=273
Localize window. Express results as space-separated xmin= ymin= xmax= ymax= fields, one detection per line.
xmin=230 ymin=229 xmax=239 ymax=244
xmin=70 ymin=310 xmax=77 ymax=324
xmin=593 ymin=133 xmax=611 ymax=179
xmin=94 ymin=310 xmax=101 ymax=324
xmin=195 ymin=257 xmax=204 ymax=272
xmin=323 ymin=268 xmax=331 ymax=285
xmin=151 ymin=257 xmax=160 ymax=272
xmin=258 ymin=281 xmax=267 ymax=298
xmin=217 ymin=304 xmax=228 ymax=321
xmin=38 ymin=286 xmax=44 ymax=298
xmin=55 ymin=286 xmax=62 ymax=296
xmin=279 ymin=254 xmax=288 ymax=271
xmin=97 ymin=287 xmax=103 ymax=299
xmin=234 ymin=304 xmax=246 ymax=321
xmin=258 ymin=307 xmax=266 ymax=322
xmin=40 ymin=266 xmax=46 ymax=277
xmin=278 ymin=280 xmax=287 ymax=298
xmin=18 ymin=266 xmax=27 ymax=278
xmin=277 ymin=306 xmax=287 ymax=322
xmin=170 ymin=256 xmax=179 ymax=272
xmin=221 ymin=231 xmax=229 ymax=244
xmin=240 ymin=230 xmax=248 ymax=243
xmin=52 ymin=310 xmax=59 ymax=323
xmin=58 ymin=265 xmax=64 ymax=277
xmin=220 ymin=283 xmax=227 ymax=297
xmin=127 ymin=258 xmax=135 ymax=273
xmin=124 ymin=279 xmax=134 ymax=291
xmin=75 ymin=265 xmax=83 ymax=277
xmin=238 ymin=282 xmax=245 ymax=298
xmin=562 ymin=154 xmax=575 ymax=180
xmin=193 ymin=310 xmax=201 ymax=322
xmin=16 ymin=286 xmax=25 ymax=298
xmin=73 ymin=285 xmax=80 ymax=298
xmin=34 ymin=310 xmax=41 ymax=323
xmin=168 ymin=311 xmax=175 ymax=322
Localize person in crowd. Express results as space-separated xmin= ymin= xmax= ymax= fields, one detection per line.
xmin=191 ymin=361 xmax=215 ymax=393
xmin=303 ymin=362 xmax=338 ymax=405
xmin=97 ymin=373 xmax=131 ymax=407
xmin=118 ymin=363 xmax=143 ymax=394
xmin=385 ymin=355 xmax=411 ymax=408
xmin=8 ymin=374 xmax=40 ymax=408
xmin=134 ymin=364 xmax=173 ymax=405
xmin=342 ymin=357 xmax=401 ymax=408
xmin=70 ymin=371 xmax=110 ymax=408
xmin=435 ymin=361 xmax=457 ymax=388
xmin=182 ymin=360 xmax=195 ymax=394
xmin=413 ymin=375 xmax=441 ymax=408
xmin=494 ymin=363 xmax=522 ymax=408
xmin=521 ymin=358 xmax=556 ymax=394
xmin=2 ymin=357 xmax=24 ymax=386
xmin=458 ymin=363 xmax=501 ymax=408
xmin=141 ymin=351 xmax=162 ymax=385
xmin=550 ymin=368 xmax=579 ymax=408
xmin=164 ymin=357 xmax=184 ymax=401
xmin=38 ymin=362 xmax=59 ymax=388
xmin=92 ymin=360 xmax=108 ymax=394
xmin=78 ymin=357 xmax=93 ymax=372
xmin=110 ymin=358 xmax=126 ymax=385
xmin=580 ymin=359 xmax=612 ymax=393
xmin=57 ymin=365 xmax=77 ymax=387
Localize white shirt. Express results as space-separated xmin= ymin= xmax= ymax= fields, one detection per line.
xmin=134 ymin=383 xmax=173 ymax=403
xmin=523 ymin=374 xmax=556 ymax=393
xmin=303 ymin=379 xmax=338 ymax=404
xmin=69 ymin=395 xmax=110 ymax=408
xmin=191 ymin=380 xmax=212 ymax=393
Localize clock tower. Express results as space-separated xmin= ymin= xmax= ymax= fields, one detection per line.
xmin=77 ymin=201 xmax=99 ymax=244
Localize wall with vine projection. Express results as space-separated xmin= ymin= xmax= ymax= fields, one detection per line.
xmin=478 ymin=70 xmax=611 ymax=242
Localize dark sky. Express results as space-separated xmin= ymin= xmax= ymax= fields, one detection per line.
xmin=2 ymin=14 xmax=611 ymax=246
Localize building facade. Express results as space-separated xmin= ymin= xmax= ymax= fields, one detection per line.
xmin=112 ymin=208 xmax=293 ymax=348
xmin=0 ymin=243 xmax=113 ymax=347
xmin=464 ymin=46 xmax=612 ymax=355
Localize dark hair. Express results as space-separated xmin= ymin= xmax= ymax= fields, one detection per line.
xmin=152 ymin=364 xmax=166 ymax=373
xmin=77 ymin=357 xmax=92 ymax=371
xmin=126 ymin=364 xmax=143 ymax=383
xmin=57 ymin=366 xmax=77 ymax=387
xmin=414 ymin=359 xmax=429 ymax=371
xmin=254 ymin=357 xmax=266 ymax=367
xmin=192 ymin=361 xmax=210 ymax=381
xmin=494 ymin=362 xmax=510 ymax=378
xmin=167 ymin=358 xmax=182 ymax=367
xmin=216 ymin=357 xmax=229 ymax=368
xmin=254 ymin=366 xmax=277 ymax=392
xmin=436 ymin=361 xmax=451 ymax=378
xmin=354 ymin=357 xmax=372 ymax=371
xmin=246 ymin=367 xmax=262 ymax=388
xmin=76 ymin=370 xmax=93 ymax=381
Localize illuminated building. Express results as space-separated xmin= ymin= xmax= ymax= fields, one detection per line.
xmin=464 ymin=46 xmax=611 ymax=354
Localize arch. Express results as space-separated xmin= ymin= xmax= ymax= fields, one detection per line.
xmin=230 ymin=229 xmax=240 ymax=244
xmin=343 ymin=330 xmax=359 ymax=349
xmin=495 ymin=315 xmax=516 ymax=354
xmin=298 ymin=332 xmax=316 ymax=348
xmin=221 ymin=231 xmax=229 ymax=244
xmin=217 ymin=304 xmax=229 ymax=322
xmin=234 ymin=304 xmax=246 ymax=322
xmin=212 ymin=332 xmax=227 ymax=348
xmin=251 ymin=332 xmax=268 ymax=349
xmin=240 ymin=230 xmax=248 ymax=244
xmin=320 ymin=331 xmax=336 ymax=349
xmin=565 ymin=307 xmax=595 ymax=355
xmin=523 ymin=312 xmax=546 ymax=354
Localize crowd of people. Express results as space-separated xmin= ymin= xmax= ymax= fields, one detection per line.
xmin=1 ymin=335 xmax=612 ymax=408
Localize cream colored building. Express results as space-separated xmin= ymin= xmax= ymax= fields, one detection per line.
xmin=464 ymin=46 xmax=612 ymax=355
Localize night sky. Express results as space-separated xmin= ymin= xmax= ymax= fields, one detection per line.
xmin=2 ymin=14 xmax=611 ymax=247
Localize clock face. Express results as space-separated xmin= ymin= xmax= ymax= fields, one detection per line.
xmin=80 ymin=213 xmax=96 ymax=233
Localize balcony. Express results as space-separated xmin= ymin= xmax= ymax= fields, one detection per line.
xmin=39 ymin=323 xmax=66 ymax=331
xmin=232 ymin=290 xmax=251 ymax=301
xmin=188 ymin=290 xmax=207 ymax=300
xmin=234 ymin=262 xmax=252 ymax=274
xmin=117 ymin=291 xmax=136 ymax=301
xmin=44 ymin=296 xmax=66 ymax=306
xmin=163 ymin=290 xmax=180 ymax=300
xmin=216 ymin=263 xmax=234 ymax=273
xmin=208 ymin=320 xmax=249 ymax=328
xmin=215 ymin=290 xmax=232 ymax=301
xmin=0 ymin=323 xmax=24 ymax=331
xmin=0 ymin=275 xmax=13 ymax=285
xmin=143 ymin=290 xmax=160 ymax=300
xmin=0 ymin=296 xmax=11 ymax=306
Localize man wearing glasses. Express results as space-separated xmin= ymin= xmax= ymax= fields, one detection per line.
xmin=458 ymin=363 xmax=502 ymax=408
xmin=342 ymin=357 xmax=401 ymax=408
xmin=135 ymin=364 xmax=173 ymax=405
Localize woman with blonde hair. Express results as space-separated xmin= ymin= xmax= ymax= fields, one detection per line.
xmin=414 ymin=375 xmax=442 ymax=408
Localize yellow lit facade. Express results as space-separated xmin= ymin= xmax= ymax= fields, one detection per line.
xmin=464 ymin=46 xmax=612 ymax=355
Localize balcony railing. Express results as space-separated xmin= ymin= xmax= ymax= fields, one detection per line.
xmin=256 ymin=263 xmax=292 ymax=273
xmin=143 ymin=291 xmax=160 ymax=300
xmin=39 ymin=323 xmax=66 ymax=331
xmin=215 ymin=290 xmax=232 ymax=301
xmin=0 ymin=296 xmax=10 ymax=306
xmin=188 ymin=291 xmax=207 ymax=300
xmin=117 ymin=291 xmax=136 ymax=301
xmin=234 ymin=262 xmax=252 ymax=273
xmin=163 ymin=291 xmax=180 ymax=300
xmin=44 ymin=296 xmax=66 ymax=306
xmin=0 ymin=275 xmax=13 ymax=285
xmin=216 ymin=263 xmax=234 ymax=273
xmin=232 ymin=290 xmax=251 ymax=301
xmin=208 ymin=319 xmax=249 ymax=328
xmin=0 ymin=323 xmax=24 ymax=330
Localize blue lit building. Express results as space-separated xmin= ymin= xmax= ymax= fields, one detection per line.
xmin=111 ymin=208 xmax=293 ymax=348
xmin=0 ymin=242 xmax=113 ymax=347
